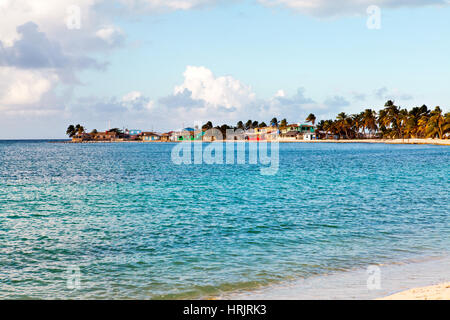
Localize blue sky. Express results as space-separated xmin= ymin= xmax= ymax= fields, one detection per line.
xmin=0 ymin=0 xmax=449 ymax=138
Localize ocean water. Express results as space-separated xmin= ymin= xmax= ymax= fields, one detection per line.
xmin=0 ymin=140 xmax=449 ymax=299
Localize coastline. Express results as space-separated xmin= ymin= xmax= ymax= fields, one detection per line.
xmin=218 ymin=254 xmax=450 ymax=300
xmin=279 ymin=138 xmax=450 ymax=146
xmin=55 ymin=138 xmax=450 ymax=146
xmin=379 ymin=282 xmax=450 ymax=300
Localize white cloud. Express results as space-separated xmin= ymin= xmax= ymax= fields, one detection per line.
xmin=118 ymin=0 xmax=219 ymax=11
xmin=174 ymin=66 xmax=256 ymax=110
xmin=95 ymin=25 xmax=125 ymax=46
xmin=158 ymin=67 xmax=332 ymax=128
xmin=0 ymin=0 xmax=100 ymax=44
xmin=275 ymin=89 xmax=285 ymax=97
xmin=0 ymin=67 xmax=58 ymax=107
xmin=122 ymin=91 xmax=143 ymax=102
xmin=0 ymin=1 xmax=120 ymax=115
xmin=374 ymin=86 xmax=413 ymax=101
xmin=258 ymin=0 xmax=448 ymax=16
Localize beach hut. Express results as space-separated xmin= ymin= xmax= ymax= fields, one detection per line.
xmin=141 ymin=132 xmax=161 ymax=141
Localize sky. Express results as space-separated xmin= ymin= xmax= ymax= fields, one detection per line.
xmin=0 ymin=0 xmax=449 ymax=139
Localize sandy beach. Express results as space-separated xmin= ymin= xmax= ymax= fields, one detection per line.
xmin=60 ymin=138 xmax=450 ymax=145
xmin=277 ymin=138 xmax=450 ymax=146
xmin=379 ymin=282 xmax=450 ymax=300
xmin=220 ymin=255 xmax=450 ymax=300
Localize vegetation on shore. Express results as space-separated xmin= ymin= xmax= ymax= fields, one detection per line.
xmin=67 ymin=100 xmax=450 ymax=140
xmin=315 ymin=101 xmax=449 ymax=140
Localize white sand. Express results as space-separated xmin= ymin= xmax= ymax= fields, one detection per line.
xmin=277 ymin=138 xmax=450 ymax=145
xmin=379 ymin=282 xmax=450 ymax=300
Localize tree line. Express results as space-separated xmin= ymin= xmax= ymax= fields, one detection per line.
xmin=315 ymin=101 xmax=449 ymax=139
xmin=67 ymin=100 xmax=450 ymax=140
xmin=202 ymin=101 xmax=449 ymax=140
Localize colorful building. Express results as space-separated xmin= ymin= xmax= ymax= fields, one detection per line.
xmin=280 ymin=124 xmax=316 ymax=139
xmin=141 ymin=132 xmax=161 ymax=141
xmin=246 ymin=126 xmax=279 ymax=141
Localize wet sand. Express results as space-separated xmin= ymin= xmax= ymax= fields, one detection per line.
xmin=219 ymin=255 xmax=450 ymax=300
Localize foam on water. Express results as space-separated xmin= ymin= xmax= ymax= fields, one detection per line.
xmin=0 ymin=141 xmax=449 ymax=299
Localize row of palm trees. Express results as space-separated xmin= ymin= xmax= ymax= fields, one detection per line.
xmin=315 ymin=101 xmax=450 ymax=139
xmin=203 ymin=101 xmax=449 ymax=140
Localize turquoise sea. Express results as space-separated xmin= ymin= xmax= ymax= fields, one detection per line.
xmin=0 ymin=141 xmax=449 ymax=299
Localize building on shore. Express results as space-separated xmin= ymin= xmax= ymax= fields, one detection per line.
xmin=141 ymin=132 xmax=161 ymax=142
xmin=244 ymin=126 xmax=279 ymax=141
xmin=280 ymin=124 xmax=316 ymax=140
xmin=171 ymin=128 xmax=196 ymax=141
xmin=160 ymin=132 xmax=172 ymax=142
xmin=70 ymin=122 xmax=320 ymax=142
xmin=126 ymin=129 xmax=142 ymax=136
xmin=94 ymin=131 xmax=119 ymax=141
xmin=72 ymin=133 xmax=92 ymax=142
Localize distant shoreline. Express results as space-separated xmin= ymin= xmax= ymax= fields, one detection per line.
xmin=51 ymin=138 xmax=450 ymax=146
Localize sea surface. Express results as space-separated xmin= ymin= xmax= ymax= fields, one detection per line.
xmin=0 ymin=140 xmax=449 ymax=299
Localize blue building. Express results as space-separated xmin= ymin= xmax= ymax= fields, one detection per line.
xmin=127 ymin=129 xmax=142 ymax=136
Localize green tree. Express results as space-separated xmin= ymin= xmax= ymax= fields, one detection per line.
xmin=362 ymin=109 xmax=377 ymax=138
xmin=336 ymin=112 xmax=351 ymax=139
xmin=426 ymin=106 xmax=445 ymax=139
xmin=443 ymin=112 xmax=450 ymax=138
xmin=66 ymin=125 xmax=76 ymax=138
xmin=202 ymin=121 xmax=213 ymax=131
xmin=305 ymin=113 xmax=316 ymax=126
xmin=270 ymin=118 xmax=278 ymax=127
xmin=108 ymin=128 xmax=122 ymax=134
xmin=75 ymin=124 xmax=85 ymax=135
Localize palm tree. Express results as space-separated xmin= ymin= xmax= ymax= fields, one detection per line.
xmin=75 ymin=124 xmax=85 ymax=135
xmin=336 ymin=112 xmax=352 ymax=139
xmin=351 ymin=113 xmax=363 ymax=138
xmin=405 ymin=105 xmax=429 ymax=138
xmin=377 ymin=109 xmax=389 ymax=138
xmin=245 ymin=120 xmax=252 ymax=130
xmin=270 ymin=118 xmax=278 ymax=127
xmin=426 ymin=106 xmax=445 ymax=139
xmin=444 ymin=112 xmax=450 ymax=138
xmin=66 ymin=125 xmax=76 ymax=138
xmin=236 ymin=121 xmax=244 ymax=130
xmin=322 ymin=119 xmax=337 ymax=138
xmin=362 ymin=109 xmax=377 ymax=138
xmin=305 ymin=113 xmax=316 ymax=126
xmin=315 ymin=120 xmax=327 ymax=139
xmin=202 ymin=121 xmax=213 ymax=131
xmin=378 ymin=101 xmax=403 ymax=139
xmin=280 ymin=118 xmax=287 ymax=129
xmin=417 ymin=115 xmax=429 ymax=138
